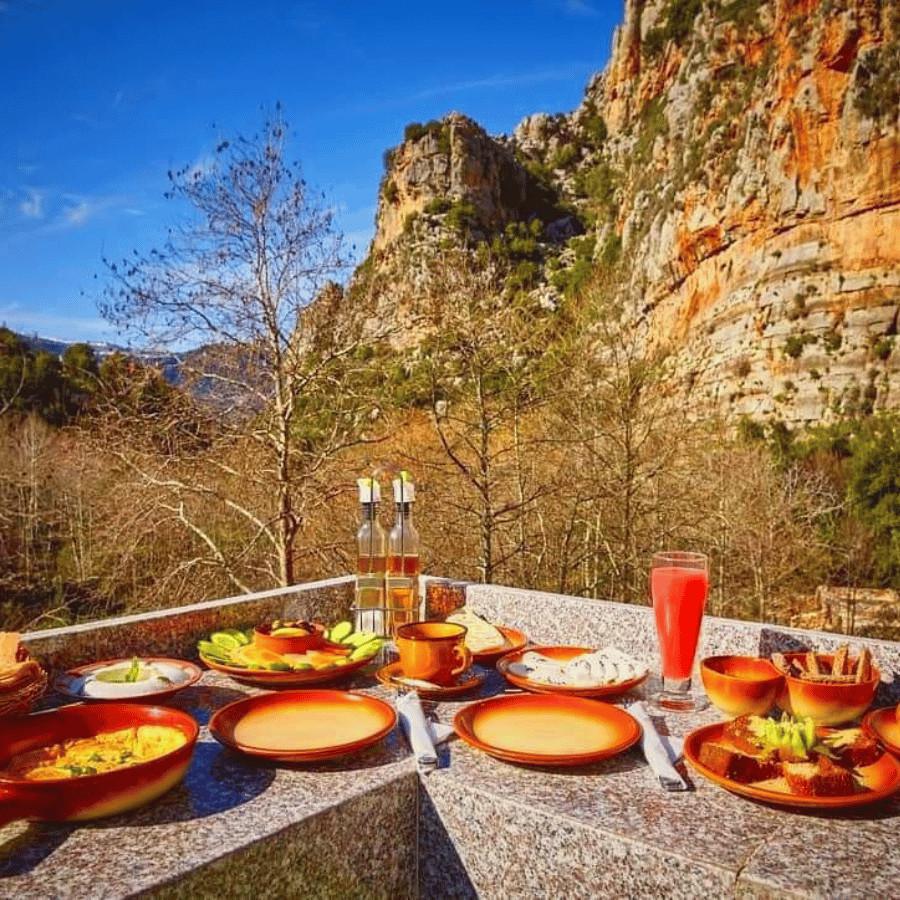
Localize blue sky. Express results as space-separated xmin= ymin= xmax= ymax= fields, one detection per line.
xmin=1 ymin=0 xmax=618 ymax=344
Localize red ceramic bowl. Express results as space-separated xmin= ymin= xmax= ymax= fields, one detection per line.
xmin=0 ymin=702 xmax=198 ymax=827
xmin=778 ymin=652 xmax=880 ymax=725
xmin=701 ymin=655 xmax=783 ymax=718
xmin=253 ymin=622 xmax=328 ymax=654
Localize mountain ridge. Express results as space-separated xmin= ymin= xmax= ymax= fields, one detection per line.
xmin=350 ymin=0 xmax=899 ymax=425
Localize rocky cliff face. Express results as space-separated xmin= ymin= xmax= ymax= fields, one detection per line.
xmin=354 ymin=0 xmax=899 ymax=424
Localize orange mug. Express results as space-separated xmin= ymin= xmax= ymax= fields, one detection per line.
xmin=396 ymin=621 xmax=472 ymax=686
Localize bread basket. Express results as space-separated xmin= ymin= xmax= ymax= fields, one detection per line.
xmin=0 ymin=640 xmax=48 ymax=717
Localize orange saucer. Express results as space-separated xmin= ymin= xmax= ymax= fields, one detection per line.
xmin=375 ymin=661 xmax=486 ymax=698
xmin=454 ymin=693 xmax=641 ymax=766
xmin=864 ymin=707 xmax=900 ymax=756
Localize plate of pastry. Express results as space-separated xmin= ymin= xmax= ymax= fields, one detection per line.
xmin=684 ymin=712 xmax=900 ymax=809
xmin=444 ymin=608 xmax=527 ymax=665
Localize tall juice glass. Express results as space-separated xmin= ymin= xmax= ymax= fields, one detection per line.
xmin=650 ymin=551 xmax=709 ymax=712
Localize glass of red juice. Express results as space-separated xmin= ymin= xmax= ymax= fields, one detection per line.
xmin=649 ymin=551 xmax=709 ymax=712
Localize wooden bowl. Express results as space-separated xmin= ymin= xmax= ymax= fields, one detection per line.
xmin=778 ymin=652 xmax=879 ymax=725
xmin=700 ymin=655 xmax=783 ymax=718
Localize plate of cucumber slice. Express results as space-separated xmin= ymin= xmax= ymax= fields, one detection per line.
xmin=197 ymin=621 xmax=384 ymax=688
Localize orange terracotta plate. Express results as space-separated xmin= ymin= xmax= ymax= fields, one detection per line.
xmin=496 ymin=645 xmax=648 ymax=698
xmin=454 ymin=693 xmax=641 ymax=766
xmin=54 ymin=657 xmax=203 ymax=703
xmin=375 ymin=661 xmax=486 ymax=698
xmin=199 ymin=652 xmax=370 ymax=688
xmin=210 ymin=690 xmax=397 ymax=762
xmin=684 ymin=721 xmax=900 ymax=809
xmin=472 ymin=626 xmax=528 ymax=666
xmin=864 ymin=707 xmax=900 ymax=757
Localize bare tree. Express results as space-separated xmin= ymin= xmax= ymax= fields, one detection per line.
xmin=100 ymin=112 xmax=379 ymax=589
xmin=413 ymin=248 xmax=558 ymax=583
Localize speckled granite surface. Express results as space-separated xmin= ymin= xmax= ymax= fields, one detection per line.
xmin=0 ymin=669 xmax=415 ymax=900
xmin=20 ymin=577 xmax=355 ymax=674
xmin=464 ymin=583 xmax=900 ymax=706
xmin=3 ymin=581 xmax=899 ymax=899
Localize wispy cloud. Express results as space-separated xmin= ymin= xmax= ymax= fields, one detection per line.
xmin=349 ymin=62 xmax=595 ymax=115
xmin=409 ymin=64 xmax=592 ymax=101
xmin=52 ymin=193 xmax=125 ymax=230
xmin=560 ymin=0 xmax=599 ymax=17
xmin=19 ymin=188 xmax=44 ymax=219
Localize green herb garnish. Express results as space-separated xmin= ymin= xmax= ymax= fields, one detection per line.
xmin=124 ymin=656 xmax=141 ymax=683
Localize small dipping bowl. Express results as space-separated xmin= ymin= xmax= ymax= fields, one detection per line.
xmin=253 ymin=623 xmax=327 ymax=655
xmin=778 ymin=652 xmax=880 ymax=725
xmin=701 ymin=655 xmax=784 ymax=718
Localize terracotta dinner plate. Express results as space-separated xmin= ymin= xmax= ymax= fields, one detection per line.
xmin=375 ymin=662 xmax=486 ymax=698
xmin=684 ymin=721 xmax=900 ymax=809
xmin=54 ymin=657 xmax=202 ymax=703
xmin=209 ymin=690 xmax=397 ymax=762
xmin=199 ymin=653 xmax=371 ymax=688
xmin=496 ymin=645 xmax=648 ymax=698
xmin=471 ymin=626 xmax=528 ymax=666
xmin=453 ymin=693 xmax=641 ymax=766
xmin=863 ymin=707 xmax=900 ymax=757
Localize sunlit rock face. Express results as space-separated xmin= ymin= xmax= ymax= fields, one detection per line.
xmin=359 ymin=0 xmax=899 ymax=422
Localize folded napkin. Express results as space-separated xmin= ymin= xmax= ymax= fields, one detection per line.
xmin=396 ymin=691 xmax=454 ymax=773
xmin=628 ymin=701 xmax=688 ymax=791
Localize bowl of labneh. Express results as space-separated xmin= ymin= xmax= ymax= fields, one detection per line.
xmin=55 ymin=657 xmax=202 ymax=702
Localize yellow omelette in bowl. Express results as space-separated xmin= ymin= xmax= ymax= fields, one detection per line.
xmin=4 ymin=725 xmax=187 ymax=781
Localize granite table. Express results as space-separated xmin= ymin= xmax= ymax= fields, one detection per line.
xmin=2 ymin=578 xmax=898 ymax=899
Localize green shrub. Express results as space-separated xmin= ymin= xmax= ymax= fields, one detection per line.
xmin=550 ymin=144 xmax=579 ymax=170
xmin=853 ymin=42 xmax=900 ymax=120
xmin=403 ymin=119 xmax=451 ymax=153
xmin=823 ymin=330 xmax=843 ymax=353
xmin=424 ymin=196 xmax=452 ymax=215
xmin=635 ymin=96 xmax=668 ymax=163
xmin=719 ymin=0 xmax=764 ymax=30
xmin=599 ymin=232 xmax=622 ymax=269
xmin=506 ymin=260 xmax=541 ymax=294
xmin=549 ymin=234 xmax=595 ymax=298
xmin=445 ymin=199 xmax=480 ymax=236
xmin=643 ymin=0 xmax=703 ymax=58
xmin=873 ymin=337 xmax=894 ymax=361
xmin=784 ymin=333 xmax=817 ymax=358
xmin=581 ymin=102 xmax=608 ymax=147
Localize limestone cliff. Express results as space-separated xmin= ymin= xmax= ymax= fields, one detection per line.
xmin=353 ymin=0 xmax=900 ymax=424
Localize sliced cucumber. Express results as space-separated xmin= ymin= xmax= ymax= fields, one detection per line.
xmin=198 ymin=640 xmax=232 ymax=662
xmin=330 ymin=621 xmax=354 ymax=643
xmin=224 ymin=628 xmax=251 ymax=646
xmin=344 ymin=631 xmax=376 ymax=648
xmin=267 ymin=661 xmax=292 ymax=672
xmin=210 ymin=632 xmax=241 ymax=651
xmin=349 ymin=639 xmax=383 ymax=661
